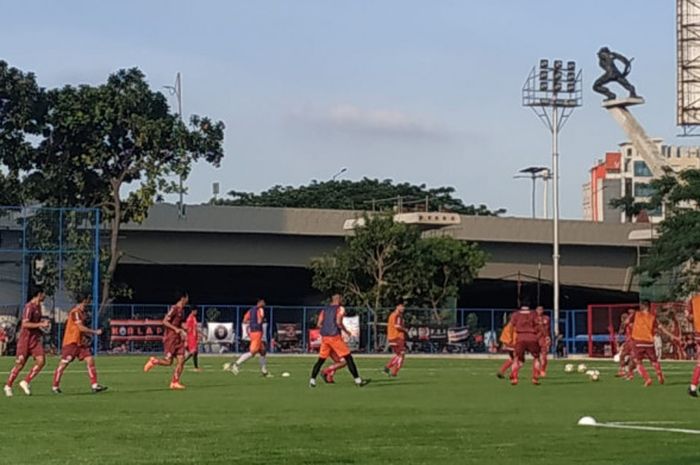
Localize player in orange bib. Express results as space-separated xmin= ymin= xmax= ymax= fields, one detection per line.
xmin=496 ymin=314 xmax=516 ymax=379
xmin=686 ymin=294 xmax=700 ymax=397
xmin=309 ymin=294 xmax=369 ymax=388
xmin=630 ymin=300 xmax=676 ymax=387
xmin=227 ymin=299 xmax=269 ymax=376
xmin=384 ymin=302 xmax=407 ymax=377
xmin=51 ymin=294 xmax=107 ymax=394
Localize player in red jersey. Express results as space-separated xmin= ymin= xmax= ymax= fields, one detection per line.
xmin=629 ymin=300 xmax=677 ymax=387
xmin=384 ymin=302 xmax=408 ymax=377
xmin=616 ymin=308 xmax=635 ymax=379
xmin=509 ymin=304 xmax=543 ymax=386
xmin=686 ymin=294 xmax=700 ymax=397
xmin=320 ymin=349 xmax=347 ymax=384
xmin=184 ymin=307 xmax=202 ymax=372
xmin=51 ymin=294 xmax=107 ymax=394
xmin=143 ymin=291 xmax=189 ymax=389
xmin=496 ymin=314 xmax=516 ymax=379
xmin=227 ymin=299 xmax=269 ymax=376
xmin=535 ymin=306 xmax=551 ymax=377
xmin=4 ymin=289 xmax=49 ymax=397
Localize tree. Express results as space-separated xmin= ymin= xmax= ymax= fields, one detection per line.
xmin=608 ymin=195 xmax=651 ymax=223
xmin=28 ymin=68 xmax=225 ymax=312
xmin=636 ymin=168 xmax=700 ymax=298
xmin=411 ymin=236 xmax=486 ymax=319
xmin=213 ymin=178 xmax=505 ymax=216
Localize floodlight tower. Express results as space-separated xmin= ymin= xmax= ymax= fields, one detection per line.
xmin=522 ymin=59 xmax=583 ymax=337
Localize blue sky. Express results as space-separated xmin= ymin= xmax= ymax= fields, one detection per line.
xmin=1 ymin=1 xmax=680 ymax=218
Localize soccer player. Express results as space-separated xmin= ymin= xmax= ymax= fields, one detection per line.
xmin=686 ymin=293 xmax=700 ymax=396
xmin=535 ymin=306 xmax=551 ymax=377
xmin=184 ymin=307 xmax=202 ymax=372
xmin=51 ymin=294 xmax=107 ymax=394
xmin=4 ymin=289 xmax=49 ymax=397
xmin=629 ymin=300 xmax=675 ymax=387
xmin=227 ymin=299 xmax=269 ymax=376
xmin=616 ymin=308 xmax=635 ymax=379
xmin=320 ymin=350 xmax=347 ymax=384
xmin=496 ymin=314 xmax=516 ymax=379
xmin=309 ymin=294 xmax=369 ymax=388
xmin=384 ymin=302 xmax=407 ymax=377
xmin=143 ymin=291 xmax=189 ymax=390
xmin=509 ymin=303 xmax=543 ymax=386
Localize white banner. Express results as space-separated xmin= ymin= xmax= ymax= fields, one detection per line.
xmin=241 ymin=323 xmax=268 ymax=341
xmin=207 ymin=322 xmax=235 ymax=344
xmin=342 ymin=315 xmax=360 ymax=350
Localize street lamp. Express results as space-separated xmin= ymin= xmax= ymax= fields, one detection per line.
xmin=331 ymin=167 xmax=347 ymax=181
xmin=514 ymin=166 xmax=549 ymax=218
xmin=523 ymin=58 xmax=583 ymax=339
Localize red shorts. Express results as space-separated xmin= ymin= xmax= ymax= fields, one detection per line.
xmin=187 ymin=340 xmax=198 ymax=353
xmin=632 ymin=341 xmax=657 ymax=362
xmin=514 ymin=339 xmax=540 ymax=362
xmin=249 ymin=331 xmax=264 ymax=354
xmin=389 ymin=338 xmax=405 ymax=355
xmin=16 ymin=336 xmax=44 ymax=359
xmin=61 ymin=343 xmax=92 ymax=361
xmin=320 ymin=335 xmax=350 ymax=359
xmin=163 ymin=333 xmax=185 ymax=357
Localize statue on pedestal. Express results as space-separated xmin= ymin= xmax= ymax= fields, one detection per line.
xmin=593 ymin=47 xmax=640 ymax=101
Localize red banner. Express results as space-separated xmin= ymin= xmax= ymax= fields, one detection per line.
xmin=110 ymin=319 xmax=164 ymax=342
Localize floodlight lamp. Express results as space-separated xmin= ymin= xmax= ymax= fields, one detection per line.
xmin=566 ymin=81 xmax=575 ymax=92
xmin=539 ymin=70 xmax=548 ymax=81
xmin=539 ymin=59 xmax=549 ymax=69
xmin=539 ymin=81 xmax=548 ymax=91
xmin=554 ymin=60 xmax=563 ymax=69
xmin=567 ymin=71 xmax=575 ymax=82
xmin=567 ymin=61 xmax=575 ymax=71
xmin=554 ymin=82 xmax=562 ymax=92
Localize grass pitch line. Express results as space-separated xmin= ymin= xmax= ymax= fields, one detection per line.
xmin=578 ymin=417 xmax=700 ymax=435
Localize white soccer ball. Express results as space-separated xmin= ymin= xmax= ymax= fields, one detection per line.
xmin=577 ymin=363 xmax=588 ymax=373
xmin=590 ymin=372 xmax=600 ymax=382
xmin=578 ymin=416 xmax=597 ymax=426
xmin=222 ymin=362 xmax=231 ymax=371
xmin=585 ymin=370 xmax=594 ymax=376
xmin=564 ymin=363 xmax=575 ymax=373
xmin=281 ymin=372 xmax=290 ymax=378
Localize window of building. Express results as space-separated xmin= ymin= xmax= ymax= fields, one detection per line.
xmin=634 ymin=182 xmax=655 ymax=197
xmin=633 ymin=161 xmax=652 ymax=177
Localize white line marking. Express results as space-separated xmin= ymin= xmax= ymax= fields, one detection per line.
xmin=581 ymin=422 xmax=700 ymax=435
xmin=608 ymin=421 xmax=689 ymax=426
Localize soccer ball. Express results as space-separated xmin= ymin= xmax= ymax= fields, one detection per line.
xmin=590 ymin=371 xmax=600 ymax=382
xmin=564 ymin=363 xmax=574 ymax=373
xmin=281 ymin=372 xmax=291 ymax=378
xmin=222 ymin=362 xmax=232 ymax=371
xmin=577 ymin=363 xmax=587 ymax=373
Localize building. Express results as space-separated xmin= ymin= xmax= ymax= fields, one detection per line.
xmin=583 ymin=140 xmax=700 ymax=223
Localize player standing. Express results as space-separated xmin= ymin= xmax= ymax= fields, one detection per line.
xmin=615 ymin=308 xmax=635 ymax=379
xmin=184 ymin=307 xmax=202 ymax=372
xmin=309 ymin=294 xmax=369 ymax=387
xmin=51 ymin=294 xmax=107 ymax=394
xmin=535 ymin=306 xmax=551 ymax=377
xmin=509 ymin=303 xmax=543 ymax=386
xmin=143 ymin=291 xmax=189 ymax=390
xmin=227 ymin=299 xmax=269 ymax=376
xmin=384 ymin=302 xmax=407 ymax=377
xmin=4 ymin=289 xmax=49 ymax=397
xmin=630 ymin=300 xmax=674 ymax=387
xmin=496 ymin=314 xmax=516 ymax=379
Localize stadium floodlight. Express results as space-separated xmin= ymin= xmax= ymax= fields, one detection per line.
xmin=522 ymin=58 xmax=583 ymax=340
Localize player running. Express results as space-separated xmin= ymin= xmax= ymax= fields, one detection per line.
xmin=615 ymin=308 xmax=635 ymax=379
xmin=509 ymin=303 xmax=543 ymax=386
xmin=496 ymin=314 xmax=516 ymax=379
xmin=629 ymin=300 xmax=676 ymax=387
xmin=51 ymin=294 xmax=107 ymax=394
xmin=184 ymin=307 xmax=202 ymax=372
xmin=309 ymin=294 xmax=369 ymax=388
xmin=535 ymin=306 xmax=551 ymax=377
xmin=384 ymin=302 xmax=408 ymax=377
xmin=686 ymin=294 xmax=700 ymax=397
xmin=143 ymin=291 xmax=189 ymax=390
xmin=4 ymin=289 xmax=49 ymax=397
xmin=226 ymin=299 xmax=270 ymax=376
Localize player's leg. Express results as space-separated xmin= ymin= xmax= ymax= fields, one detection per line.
xmin=633 ymin=344 xmax=652 ymax=386
xmin=539 ymin=341 xmax=549 ymax=377
xmin=84 ymin=354 xmax=107 ymax=392
xmin=322 ymin=351 xmax=345 ymax=383
xmin=192 ymin=351 xmax=200 ymax=370
xmin=497 ymin=350 xmax=514 ymax=378
xmin=510 ymin=342 xmax=525 ymax=385
xmin=385 ymin=340 xmax=399 ymax=375
xmin=390 ymin=340 xmax=406 ymax=376
xmin=5 ymin=353 xmax=28 ymax=396
xmin=170 ymin=354 xmax=186 ymax=389
xmin=689 ymin=344 xmax=700 ymax=397
xmin=20 ymin=354 xmax=45 ymax=395
xmin=258 ymin=343 xmax=269 ymax=376
xmin=648 ymin=350 xmax=664 ymax=385
xmin=52 ymin=355 xmax=74 ymax=393
xmin=309 ymin=357 xmax=327 ymax=387
xmin=343 ymin=354 xmax=368 ymax=386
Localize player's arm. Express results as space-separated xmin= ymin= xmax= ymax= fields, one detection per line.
xmin=395 ymin=317 xmax=408 ymax=335
xmin=657 ymin=323 xmax=681 ymax=342
xmin=162 ymin=308 xmax=186 ymax=336
xmin=75 ymin=317 xmax=102 ymax=336
xmin=20 ymin=307 xmax=49 ymax=329
xmin=336 ymin=307 xmax=350 ymax=336
xmin=316 ymin=311 xmax=324 ymax=329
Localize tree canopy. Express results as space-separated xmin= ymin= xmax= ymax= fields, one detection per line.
xmin=213 ymin=177 xmax=505 ymax=216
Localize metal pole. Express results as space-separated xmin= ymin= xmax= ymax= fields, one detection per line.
xmin=543 ymin=175 xmax=548 ymax=219
xmin=176 ymin=72 xmax=184 ymax=219
xmin=552 ymin=105 xmax=560 ymax=338
xmin=531 ymin=175 xmax=536 ymax=218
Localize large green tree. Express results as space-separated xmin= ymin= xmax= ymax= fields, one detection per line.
xmin=15 ymin=67 xmax=224 ymax=311
xmin=214 ymin=178 xmax=505 ymax=216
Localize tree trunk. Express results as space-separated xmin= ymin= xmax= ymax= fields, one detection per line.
xmin=99 ymin=181 xmax=122 ymax=317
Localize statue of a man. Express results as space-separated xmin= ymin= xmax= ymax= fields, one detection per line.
xmin=593 ymin=47 xmax=640 ymax=101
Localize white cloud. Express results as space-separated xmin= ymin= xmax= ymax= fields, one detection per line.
xmin=288 ymin=103 xmax=450 ymax=141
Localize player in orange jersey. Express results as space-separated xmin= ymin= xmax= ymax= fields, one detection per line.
xmin=4 ymin=289 xmax=49 ymax=397
xmin=227 ymin=299 xmax=269 ymax=376
xmin=686 ymin=293 xmax=700 ymax=397
xmin=143 ymin=291 xmax=189 ymax=390
xmin=384 ymin=302 xmax=408 ymax=377
xmin=535 ymin=306 xmax=551 ymax=377
xmin=51 ymin=294 xmax=107 ymax=394
xmin=496 ymin=313 xmax=516 ymax=379
xmin=630 ymin=300 xmax=677 ymax=387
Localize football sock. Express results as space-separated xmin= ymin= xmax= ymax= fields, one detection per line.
xmin=345 ymin=355 xmax=360 ymax=379
xmin=498 ymin=358 xmax=513 ymax=374
xmin=87 ymin=360 xmax=98 ymax=385
xmin=691 ymin=365 xmax=700 ymax=388
xmin=310 ymin=358 xmax=326 ymax=379
xmin=236 ymin=352 xmax=253 ymax=366
xmin=24 ymin=364 xmax=43 ymax=383
xmin=259 ymin=356 xmax=268 ymax=374
xmin=52 ymin=360 xmax=69 ymax=387
xmin=6 ymin=365 xmax=22 ymax=387
xmin=193 ymin=353 xmax=199 ymax=369
xmin=637 ymin=363 xmax=650 ymax=381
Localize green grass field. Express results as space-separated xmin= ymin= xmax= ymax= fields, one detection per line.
xmin=1 ymin=355 xmax=699 ymax=465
